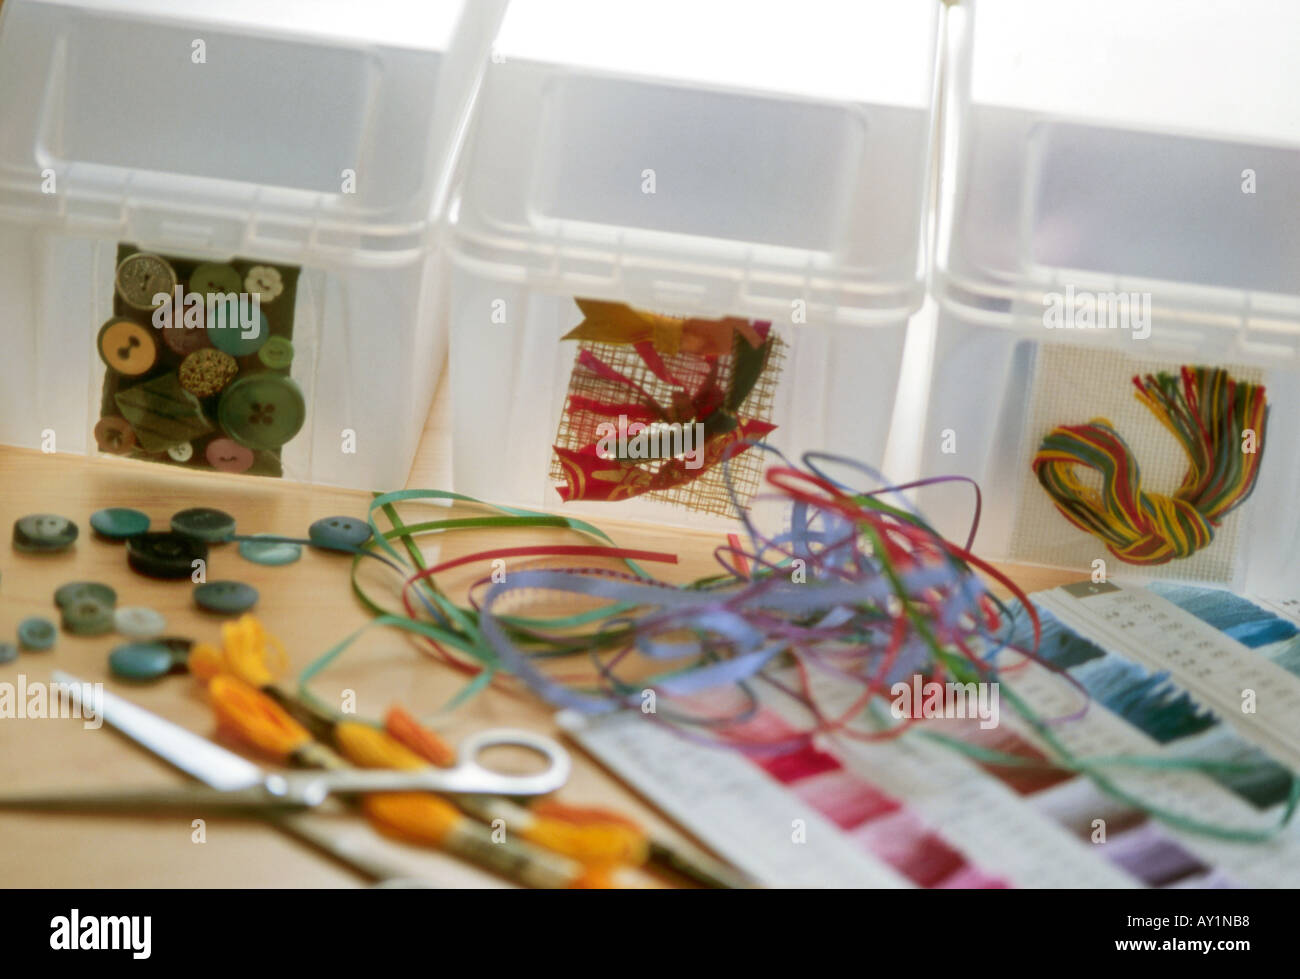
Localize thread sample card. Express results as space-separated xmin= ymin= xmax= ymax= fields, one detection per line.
xmin=557 ymin=709 xmax=909 ymax=888
xmin=563 ymin=577 xmax=1300 ymax=887
xmin=1040 ymin=580 xmax=1300 ymax=771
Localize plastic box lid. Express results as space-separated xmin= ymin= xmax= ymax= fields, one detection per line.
xmin=939 ymin=0 xmax=1300 ymax=334
xmin=450 ymin=0 xmax=942 ymax=324
xmin=0 ymin=0 xmax=501 ymax=268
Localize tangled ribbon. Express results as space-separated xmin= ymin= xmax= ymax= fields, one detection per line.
xmin=1033 ymin=366 xmax=1268 ymax=564
xmin=285 ymin=448 xmax=1297 ymax=843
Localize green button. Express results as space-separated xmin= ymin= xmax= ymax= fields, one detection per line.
xmin=257 ymin=335 xmax=294 ymax=370
xmin=189 ymin=263 xmax=243 ymax=298
xmin=114 ymin=373 xmax=214 ymax=453
xmin=55 ymin=581 xmax=117 ymax=609
xmin=218 ymin=374 xmax=306 ymax=450
xmin=109 ymin=642 xmax=175 ymax=682
xmin=207 ymin=304 xmax=269 ymax=358
xmin=238 ymin=534 xmax=302 ymax=566
xmin=194 ymin=580 xmax=259 ymax=615
xmin=63 ymin=597 xmax=115 ymax=635
xmin=171 ymin=507 xmax=236 ymax=542
xmin=0 ymin=643 xmax=16 ymax=664
xmin=90 ymin=507 xmax=150 ymax=540
xmin=18 ymin=616 xmax=56 ymax=651
xmin=308 ymin=516 xmax=373 ymax=551
xmin=126 ymin=532 xmax=209 ymax=580
xmin=13 ymin=514 xmax=78 ymax=553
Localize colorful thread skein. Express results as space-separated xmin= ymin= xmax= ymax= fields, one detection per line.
xmin=1033 ymin=366 xmax=1268 ymax=564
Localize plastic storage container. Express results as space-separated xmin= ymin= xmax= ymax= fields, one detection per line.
xmin=917 ymin=0 xmax=1300 ymax=593
xmin=448 ymin=0 xmax=942 ymax=528
xmin=0 ymin=0 xmax=503 ymax=488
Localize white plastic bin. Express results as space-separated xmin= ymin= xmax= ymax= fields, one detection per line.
xmin=448 ymin=0 xmax=942 ymax=528
xmin=918 ymin=0 xmax=1300 ymax=593
xmin=0 ymin=0 xmax=503 ymax=488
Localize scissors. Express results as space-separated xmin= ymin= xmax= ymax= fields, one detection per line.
xmin=0 ymin=672 xmax=571 ymax=884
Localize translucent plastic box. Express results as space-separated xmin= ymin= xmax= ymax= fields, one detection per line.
xmin=447 ymin=0 xmax=942 ymax=528
xmin=0 ymin=0 xmax=503 ymax=488
xmin=917 ymin=0 xmax=1300 ymax=593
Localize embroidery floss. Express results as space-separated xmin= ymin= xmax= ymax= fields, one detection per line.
xmin=1033 ymin=366 xmax=1268 ymax=564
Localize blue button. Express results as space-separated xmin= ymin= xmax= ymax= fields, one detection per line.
xmin=308 ymin=516 xmax=373 ymax=552
xmin=194 ymin=580 xmax=259 ymax=615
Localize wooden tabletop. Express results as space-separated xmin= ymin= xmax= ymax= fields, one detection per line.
xmin=0 ymin=371 xmax=1078 ymax=887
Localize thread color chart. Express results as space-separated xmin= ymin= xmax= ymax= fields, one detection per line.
xmin=565 ymin=580 xmax=1300 ymax=888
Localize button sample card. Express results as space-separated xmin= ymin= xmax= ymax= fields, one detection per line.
xmin=95 ymin=246 xmax=304 ymax=477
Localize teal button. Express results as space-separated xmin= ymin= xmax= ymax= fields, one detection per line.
xmin=194 ymin=580 xmax=259 ymax=615
xmin=170 ymin=507 xmax=236 ymax=543
xmin=109 ymin=642 xmax=175 ymax=682
xmin=55 ymin=581 xmax=117 ymax=609
xmin=218 ymin=375 xmax=305 ymax=450
xmin=238 ymin=534 xmax=302 ymax=567
xmin=13 ymin=514 xmax=78 ymax=553
xmin=308 ymin=516 xmax=372 ymax=551
xmin=18 ymin=616 xmax=56 ymax=651
xmin=0 ymin=643 xmax=16 ymax=664
xmin=90 ymin=507 xmax=150 ymax=541
xmin=206 ymin=303 xmax=269 ymax=358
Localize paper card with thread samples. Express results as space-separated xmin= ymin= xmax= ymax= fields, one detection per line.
xmin=985 ymin=600 xmax=1300 ymax=887
xmin=557 ymin=710 xmax=910 ymax=888
xmin=786 ymin=669 xmax=1138 ymax=888
xmin=1039 ymin=581 xmax=1300 ymax=771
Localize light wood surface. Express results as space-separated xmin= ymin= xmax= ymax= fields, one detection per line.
xmin=0 ymin=370 xmax=1079 ymax=887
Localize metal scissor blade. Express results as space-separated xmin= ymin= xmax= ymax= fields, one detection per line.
xmin=0 ymin=785 xmax=301 ymax=814
xmin=52 ymin=670 xmax=264 ymax=791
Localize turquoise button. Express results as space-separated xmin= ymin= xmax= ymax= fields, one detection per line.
xmin=13 ymin=514 xmax=78 ymax=553
xmin=109 ymin=642 xmax=175 ymax=682
xmin=207 ymin=303 xmax=269 ymax=358
xmin=90 ymin=507 xmax=150 ymax=541
xmin=55 ymin=581 xmax=117 ymax=609
xmin=309 ymin=516 xmax=372 ymax=551
xmin=194 ymin=580 xmax=259 ymax=615
xmin=0 ymin=642 xmax=17 ymax=664
xmin=18 ymin=616 xmax=56 ymax=651
xmin=171 ymin=507 xmax=236 ymax=543
xmin=238 ymin=534 xmax=302 ymax=566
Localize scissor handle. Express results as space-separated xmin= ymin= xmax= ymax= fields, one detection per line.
xmin=445 ymin=728 xmax=572 ymax=797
